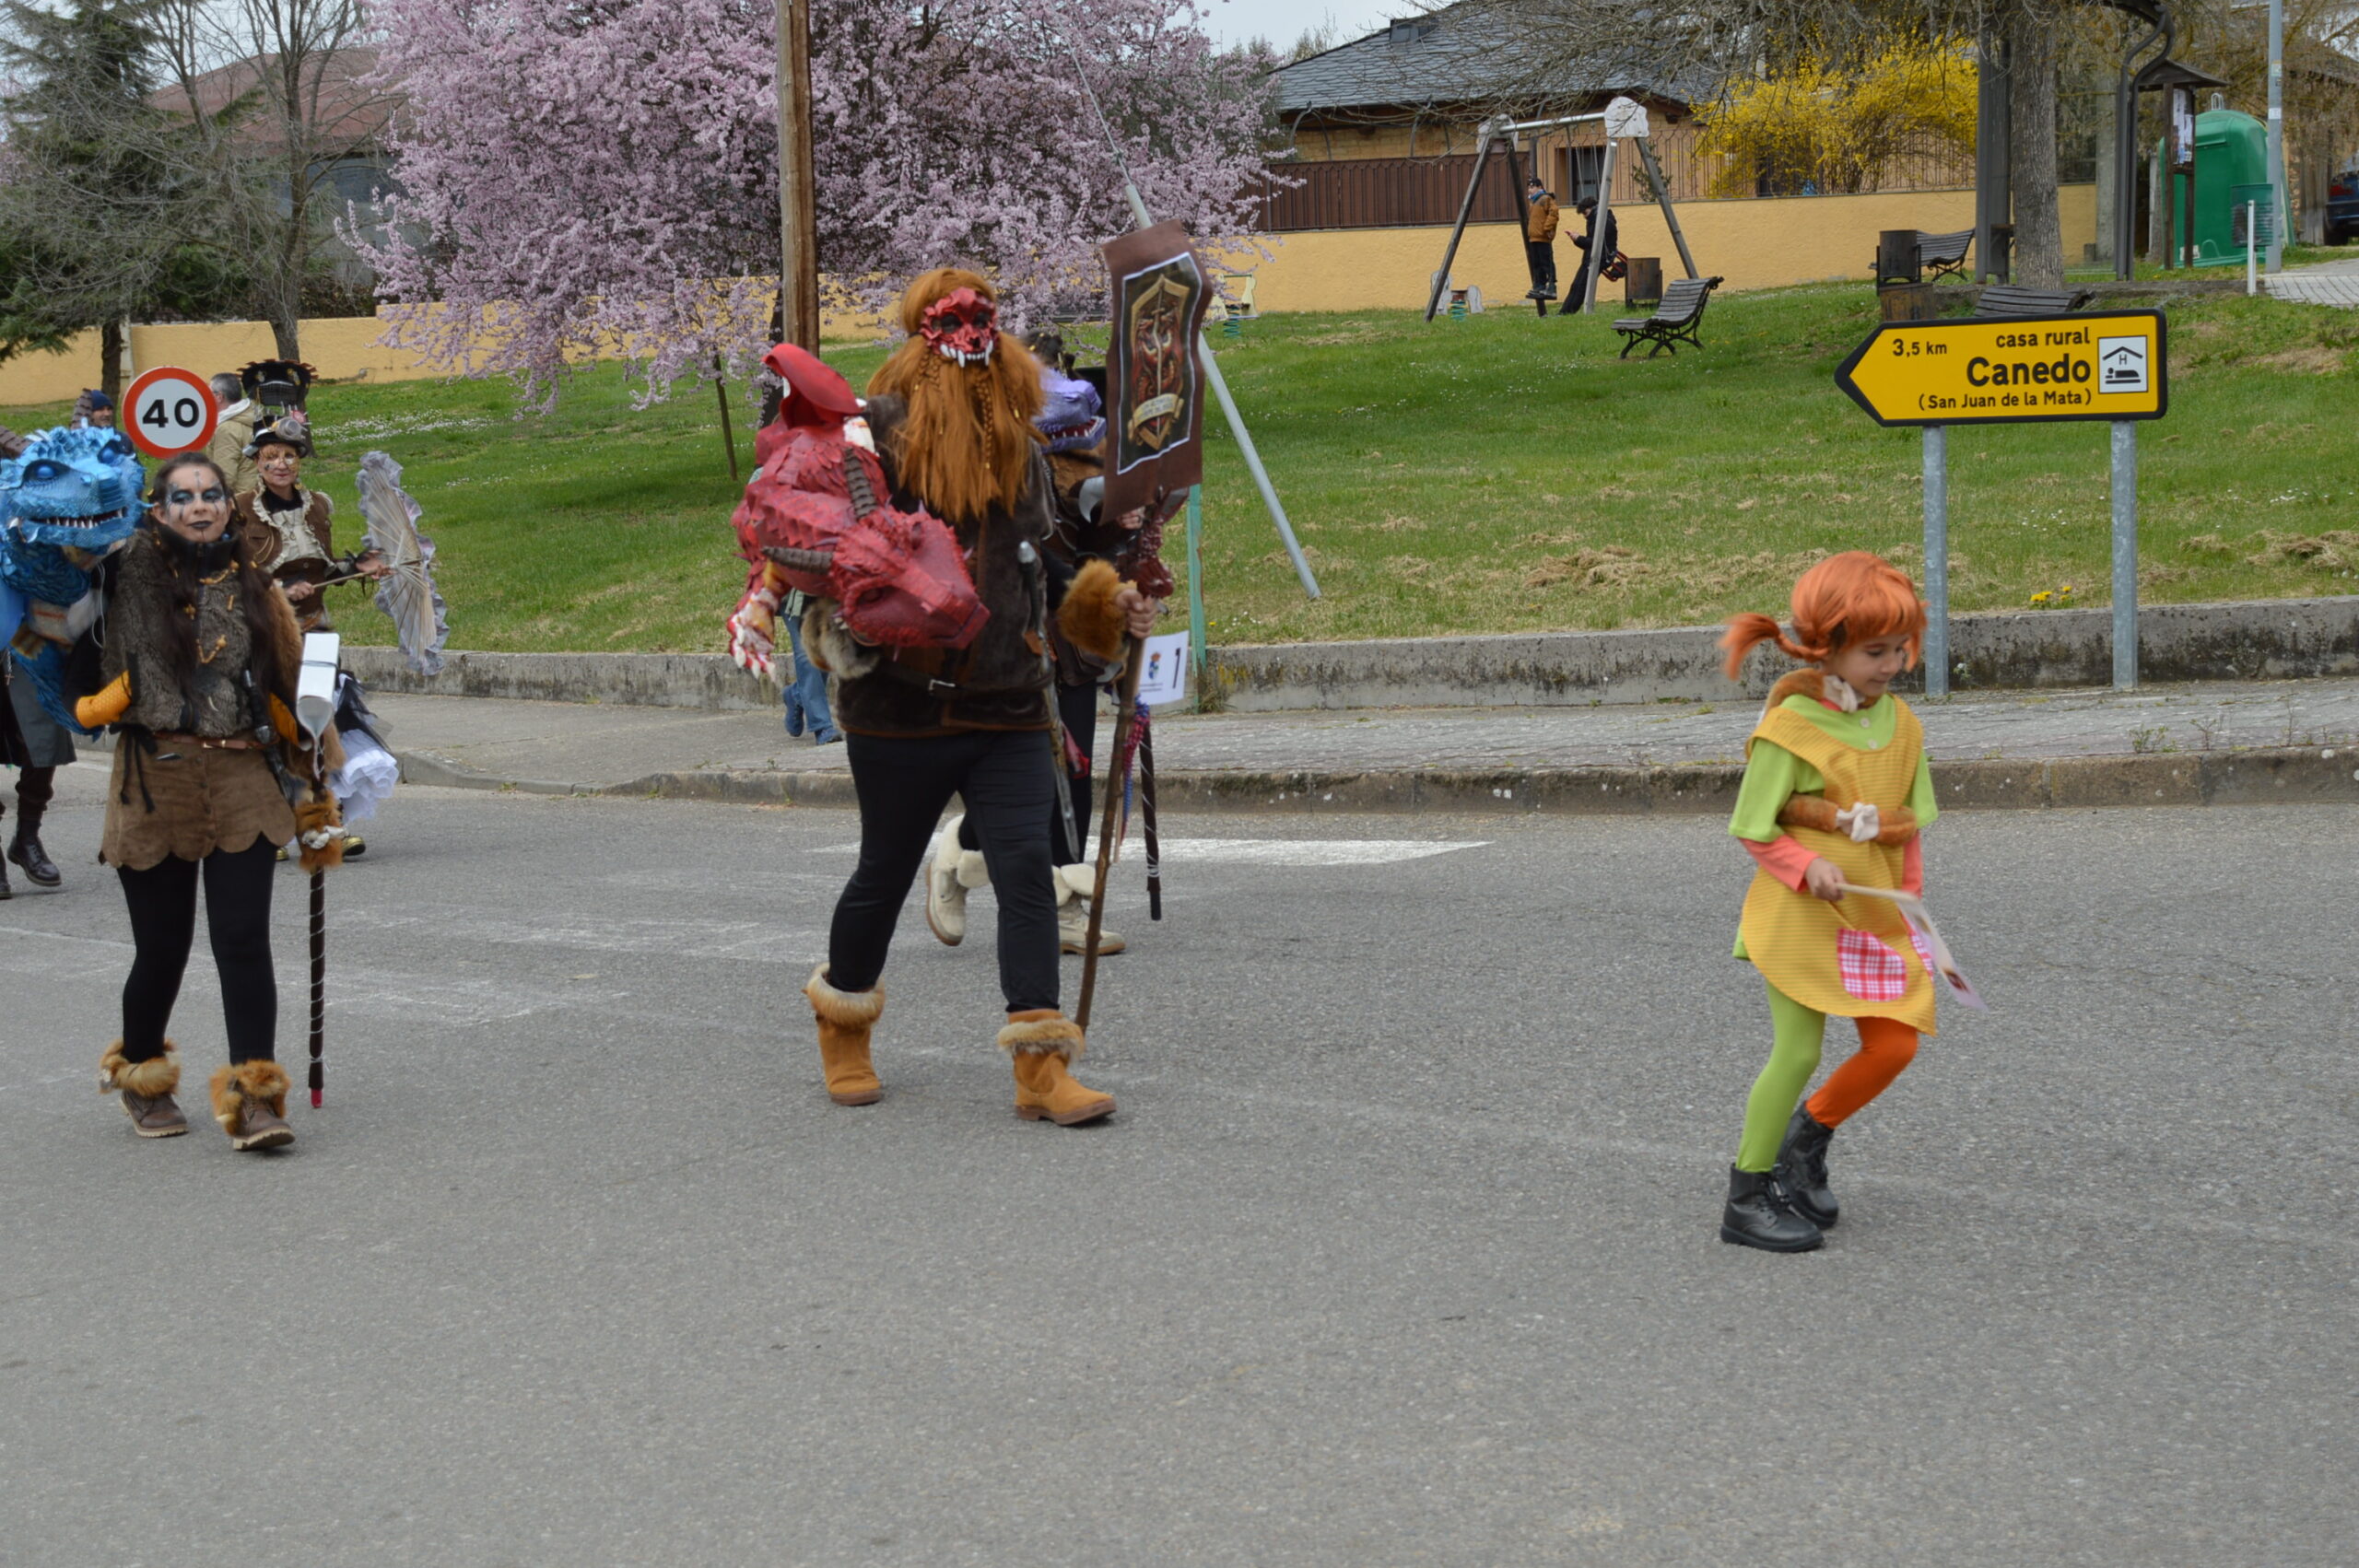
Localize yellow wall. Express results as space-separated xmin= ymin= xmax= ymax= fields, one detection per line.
xmin=1228 ymin=183 xmax=2100 ymax=311
xmin=0 ymin=300 xmax=893 ymax=411
xmin=0 ymin=185 xmax=2100 ymax=407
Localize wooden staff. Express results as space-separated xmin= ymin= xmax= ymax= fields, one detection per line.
xmin=1140 ymin=717 xmax=1162 ymax=921
xmin=1074 ymin=635 xmax=1146 ymax=1033
xmin=308 ymin=867 xmax=325 ymax=1107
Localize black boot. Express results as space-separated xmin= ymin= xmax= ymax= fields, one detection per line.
xmin=8 ymin=827 xmax=60 ymax=888
xmin=1719 ymin=1165 xmax=1823 ymax=1252
xmin=1776 ymin=1106 xmax=1838 ymax=1229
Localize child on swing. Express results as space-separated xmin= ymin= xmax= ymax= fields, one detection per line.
xmin=1718 ymin=552 xmax=1941 ymax=1252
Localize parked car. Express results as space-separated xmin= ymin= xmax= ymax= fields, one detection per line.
xmin=2330 ymin=166 xmax=2359 ymax=245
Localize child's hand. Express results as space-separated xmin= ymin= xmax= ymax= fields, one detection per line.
xmin=1803 ymin=858 xmax=1846 ymax=903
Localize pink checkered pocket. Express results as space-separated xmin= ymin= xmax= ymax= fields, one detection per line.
xmin=1837 ymin=928 xmax=1908 ymax=1002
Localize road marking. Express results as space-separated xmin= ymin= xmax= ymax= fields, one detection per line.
xmin=816 ymin=839 xmax=1489 ymax=867
xmin=339 ymin=907 xmax=827 ymax=960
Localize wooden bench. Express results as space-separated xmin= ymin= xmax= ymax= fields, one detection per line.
xmin=1611 ymin=275 xmax=1724 ymax=358
xmin=1972 ymin=284 xmax=2092 ymax=318
xmin=1915 ymin=229 xmax=1974 ymax=281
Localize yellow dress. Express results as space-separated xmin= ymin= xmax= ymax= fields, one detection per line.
xmin=1736 ymin=699 xmax=1939 ymax=1035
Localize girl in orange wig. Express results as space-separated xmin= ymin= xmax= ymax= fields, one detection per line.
xmin=1713 ymin=551 xmax=1939 ymax=1252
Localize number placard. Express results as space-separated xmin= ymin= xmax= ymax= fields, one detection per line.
xmin=123 ymin=367 xmax=220 ymax=459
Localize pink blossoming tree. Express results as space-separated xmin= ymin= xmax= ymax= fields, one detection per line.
xmin=351 ymin=0 xmax=1275 ymax=407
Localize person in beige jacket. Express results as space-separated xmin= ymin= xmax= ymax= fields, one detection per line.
xmin=205 ymin=371 xmax=258 ymax=495
xmin=1523 ymin=177 xmax=1561 ymax=301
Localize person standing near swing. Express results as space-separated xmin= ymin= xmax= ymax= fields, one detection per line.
xmin=76 ymin=452 xmax=345 ymax=1150
xmin=1522 ymin=177 xmax=1561 ymax=301
xmin=1560 ymin=195 xmax=1619 ymax=313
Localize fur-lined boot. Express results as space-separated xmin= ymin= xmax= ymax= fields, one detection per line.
xmin=804 ymin=964 xmax=884 ymax=1106
xmin=1000 ymin=1011 xmax=1115 ymax=1126
xmin=1053 ymin=864 xmax=1124 ymax=955
xmin=924 ymin=813 xmax=991 ymax=947
xmin=99 ymin=1040 xmax=187 ymax=1138
xmin=209 ymin=1060 xmax=294 ymax=1152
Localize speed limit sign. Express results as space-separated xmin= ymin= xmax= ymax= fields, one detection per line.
xmin=123 ymin=366 xmax=220 ymax=459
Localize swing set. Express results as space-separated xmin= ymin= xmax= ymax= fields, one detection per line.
xmin=1424 ymin=96 xmax=1703 ymax=322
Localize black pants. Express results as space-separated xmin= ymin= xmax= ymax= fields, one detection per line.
xmin=831 ymin=728 xmax=1060 ymax=1012
xmin=1524 ymin=240 xmax=1557 ymax=294
xmin=961 ymin=680 xmax=1098 ymax=864
xmin=4 ymin=765 xmax=53 ymax=832
xmin=117 ymin=840 xmax=279 ymax=1064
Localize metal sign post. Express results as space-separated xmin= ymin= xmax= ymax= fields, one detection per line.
xmin=2111 ymin=423 xmax=2139 ymax=688
xmin=1834 ymin=310 xmax=2168 ymax=694
xmin=1922 ymin=425 xmax=1950 ymax=696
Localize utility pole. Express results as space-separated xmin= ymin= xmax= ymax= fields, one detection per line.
xmin=775 ymin=0 xmax=819 ymax=350
xmin=2266 ymin=0 xmax=2286 ymax=272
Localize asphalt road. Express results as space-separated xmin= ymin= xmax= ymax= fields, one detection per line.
xmin=3 ymin=768 xmax=2353 ymax=1567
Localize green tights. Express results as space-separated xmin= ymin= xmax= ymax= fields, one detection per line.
xmin=1735 ymin=980 xmax=1919 ymax=1171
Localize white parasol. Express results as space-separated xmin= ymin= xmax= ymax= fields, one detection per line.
xmin=355 ymin=450 xmax=450 ymax=676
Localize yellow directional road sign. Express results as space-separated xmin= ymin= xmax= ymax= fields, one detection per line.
xmin=1835 ymin=310 xmax=2167 ymax=427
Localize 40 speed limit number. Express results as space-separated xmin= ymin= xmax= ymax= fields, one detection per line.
xmin=123 ymin=366 xmax=220 ymax=459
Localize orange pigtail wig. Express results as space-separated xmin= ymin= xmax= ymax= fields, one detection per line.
xmin=867 ymin=268 xmax=1045 ymax=526
xmin=1721 ymin=551 xmax=1927 ymax=679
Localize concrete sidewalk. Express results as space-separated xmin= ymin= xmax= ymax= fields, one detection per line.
xmin=2265 ymin=252 xmax=2359 ymax=308
xmin=378 ymin=675 xmax=2359 ymax=815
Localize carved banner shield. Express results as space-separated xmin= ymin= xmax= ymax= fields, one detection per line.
xmin=1101 ymin=222 xmax=1212 ymax=518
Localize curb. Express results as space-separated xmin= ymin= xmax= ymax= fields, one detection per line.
xmin=349 ymin=595 xmax=2359 ymax=716
xmin=395 ymin=744 xmax=2359 ymax=816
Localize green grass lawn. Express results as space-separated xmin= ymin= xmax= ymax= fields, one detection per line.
xmin=7 ymin=278 xmax=2355 ymax=653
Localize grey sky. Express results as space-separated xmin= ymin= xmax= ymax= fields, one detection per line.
xmin=1201 ymin=0 xmax=1407 ymax=53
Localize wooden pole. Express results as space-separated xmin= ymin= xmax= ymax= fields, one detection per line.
xmin=1075 ymin=638 xmax=1146 ymax=1033
xmin=775 ymin=0 xmax=819 ymax=351
xmin=713 ymin=357 xmax=739 ymax=480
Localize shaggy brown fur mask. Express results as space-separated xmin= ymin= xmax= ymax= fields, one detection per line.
xmin=867 ymin=268 xmax=1045 ymax=526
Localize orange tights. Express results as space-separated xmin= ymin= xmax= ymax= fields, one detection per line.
xmin=1806 ymin=1016 xmax=1920 ymax=1127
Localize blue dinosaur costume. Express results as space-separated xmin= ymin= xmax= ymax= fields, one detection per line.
xmin=1 ymin=426 xmax=146 ymax=735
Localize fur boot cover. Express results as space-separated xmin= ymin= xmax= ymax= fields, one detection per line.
xmin=99 ymin=1040 xmax=181 ymax=1098
xmin=801 ymin=597 xmax=882 ymax=681
xmin=209 ymin=1059 xmax=289 ymax=1132
xmin=998 ymin=1009 xmax=1085 ymax=1062
xmin=1057 ymin=559 xmax=1129 ymax=662
xmin=804 ymin=963 xmax=885 ymax=1024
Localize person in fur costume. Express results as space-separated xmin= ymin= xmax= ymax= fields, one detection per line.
xmin=800 ymin=270 xmax=1154 ymax=1126
xmin=76 ymin=454 xmax=345 ymax=1151
xmin=1716 ymin=552 xmax=1940 ymax=1251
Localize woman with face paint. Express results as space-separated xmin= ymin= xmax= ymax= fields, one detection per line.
xmin=76 ymin=453 xmax=346 ymax=1152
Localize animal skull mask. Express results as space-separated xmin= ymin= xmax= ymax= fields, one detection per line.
xmin=920 ymin=288 xmax=999 ymax=368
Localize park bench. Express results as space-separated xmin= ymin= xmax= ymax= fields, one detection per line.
xmin=1972 ymin=284 xmax=2092 ymax=319
xmin=1914 ymin=229 xmax=1975 ymax=281
xmin=1611 ymin=275 xmax=1725 ymax=358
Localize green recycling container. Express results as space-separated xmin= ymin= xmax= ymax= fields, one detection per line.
xmin=2175 ymin=108 xmax=2269 ymax=262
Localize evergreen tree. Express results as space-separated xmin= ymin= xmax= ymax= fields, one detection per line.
xmin=0 ymin=0 xmax=244 ymax=401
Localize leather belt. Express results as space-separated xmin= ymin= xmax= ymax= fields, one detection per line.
xmin=151 ymin=732 xmax=260 ymax=752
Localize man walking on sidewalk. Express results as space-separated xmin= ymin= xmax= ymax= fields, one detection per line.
xmin=1524 ymin=178 xmax=1560 ymax=301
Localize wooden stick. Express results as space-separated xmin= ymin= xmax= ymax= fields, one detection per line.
xmin=1074 ymin=636 xmax=1145 ymax=1033
xmin=1140 ymin=719 xmax=1162 ymax=922
xmin=714 ymin=357 xmax=740 ymax=480
xmin=309 ymin=870 xmax=325 ymax=1107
